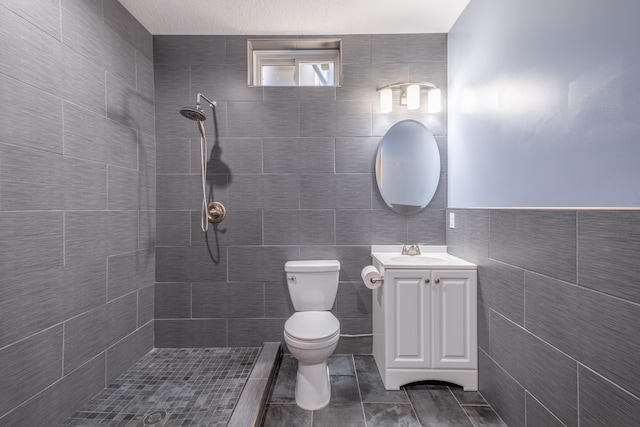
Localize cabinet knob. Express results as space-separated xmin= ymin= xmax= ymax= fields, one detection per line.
xmin=435 ymin=278 xmax=440 ymax=284
xmin=425 ymin=278 xmax=430 ymax=284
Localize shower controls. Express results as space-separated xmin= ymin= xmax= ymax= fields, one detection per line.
xmin=180 ymin=92 xmax=226 ymax=229
xmin=207 ymin=201 xmax=226 ymax=223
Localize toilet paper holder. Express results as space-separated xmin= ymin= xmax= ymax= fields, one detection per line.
xmin=369 ymin=276 xmax=384 ymax=284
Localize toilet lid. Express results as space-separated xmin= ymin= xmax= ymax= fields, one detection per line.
xmin=285 ymin=312 xmax=340 ymax=341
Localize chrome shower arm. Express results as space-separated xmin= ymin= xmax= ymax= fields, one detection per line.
xmin=196 ymin=93 xmax=217 ymax=108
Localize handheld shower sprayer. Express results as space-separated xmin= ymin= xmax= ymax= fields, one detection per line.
xmin=180 ymin=93 xmax=226 ymax=231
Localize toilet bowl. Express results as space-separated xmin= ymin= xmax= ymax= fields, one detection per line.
xmin=284 ymin=311 xmax=340 ymax=410
xmin=284 ymin=260 xmax=341 ymax=411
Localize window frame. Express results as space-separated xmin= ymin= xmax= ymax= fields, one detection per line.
xmin=247 ymin=39 xmax=342 ymax=87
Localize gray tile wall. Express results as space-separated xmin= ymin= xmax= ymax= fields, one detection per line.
xmin=153 ymin=34 xmax=448 ymax=352
xmin=0 ymin=0 xmax=155 ymax=424
xmin=448 ymin=209 xmax=640 ymax=426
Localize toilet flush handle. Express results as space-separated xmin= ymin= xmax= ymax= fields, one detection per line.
xmin=287 ymin=274 xmax=296 ymax=282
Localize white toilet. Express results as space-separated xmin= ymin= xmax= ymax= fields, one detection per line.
xmin=283 ymin=260 xmax=341 ymax=411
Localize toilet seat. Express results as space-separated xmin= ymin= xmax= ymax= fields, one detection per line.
xmin=285 ymin=312 xmax=339 ymax=341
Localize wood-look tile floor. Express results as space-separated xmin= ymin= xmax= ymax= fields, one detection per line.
xmin=263 ymin=355 xmax=506 ymax=427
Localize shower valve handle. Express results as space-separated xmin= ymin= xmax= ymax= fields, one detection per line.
xmin=207 ymin=201 xmax=226 ymax=223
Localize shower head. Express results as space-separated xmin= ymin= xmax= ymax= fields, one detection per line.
xmin=180 ymin=107 xmax=206 ymax=122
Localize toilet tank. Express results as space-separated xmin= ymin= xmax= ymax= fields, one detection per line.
xmin=285 ymin=260 xmax=340 ymax=311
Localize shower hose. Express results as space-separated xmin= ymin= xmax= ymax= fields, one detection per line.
xmin=197 ymin=120 xmax=208 ymax=232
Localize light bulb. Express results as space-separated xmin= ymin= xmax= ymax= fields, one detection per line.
xmin=406 ymin=84 xmax=420 ymax=110
xmin=380 ymin=88 xmax=392 ymax=113
xmin=427 ymin=88 xmax=441 ymax=113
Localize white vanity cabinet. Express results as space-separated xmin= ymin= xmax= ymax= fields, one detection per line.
xmin=371 ymin=246 xmax=477 ymax=391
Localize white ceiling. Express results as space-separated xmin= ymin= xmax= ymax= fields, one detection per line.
xmin=118 ymin=0 xmax=470 ymax=35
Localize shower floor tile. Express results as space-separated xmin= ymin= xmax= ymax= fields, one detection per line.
xmin=61 ymin=347 xmax=260 ymax=427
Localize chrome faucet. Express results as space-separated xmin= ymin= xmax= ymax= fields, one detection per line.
xmin=401 ymin=244 xmax=421 ymax=256
xmin=407 ymin=244 xmax=421 ymax=256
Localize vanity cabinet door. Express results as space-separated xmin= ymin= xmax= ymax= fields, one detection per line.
xmin=432 ymin=270 xmax=477 ymax=369
xmin=385 ymin=269 xmax=431 ymax=369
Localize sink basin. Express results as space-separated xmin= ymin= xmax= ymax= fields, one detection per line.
xmin=389 ymin=255 xmax=447 ymax=264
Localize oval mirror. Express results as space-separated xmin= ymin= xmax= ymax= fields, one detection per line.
xmin=375 ymin=120 xmax=441 ymax=215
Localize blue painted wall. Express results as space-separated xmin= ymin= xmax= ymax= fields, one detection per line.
xmin=448 ymin=0 xmax=640 ymax=207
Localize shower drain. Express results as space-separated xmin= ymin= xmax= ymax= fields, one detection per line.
xmin=143 ymin=410 xmax=167 ymax=425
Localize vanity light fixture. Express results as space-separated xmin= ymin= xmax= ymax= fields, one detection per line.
xmin=377 ymin=82 xmax=441 ymax=114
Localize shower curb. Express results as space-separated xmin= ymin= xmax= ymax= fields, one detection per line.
xmin=227 ymin=342 xmax=282 ymax=427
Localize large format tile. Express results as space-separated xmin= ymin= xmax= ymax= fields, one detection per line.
xmin=372 ymin=34 xmax=447 ymax=64
xmin=490 ymin=311 xmax=577 ymax=426
xmin=405 ymin=383 xmax=474 ymax=427
xmin=336 ymin=282 xmax=372 ymax=318
xmin=335 ymin=137 xmax=379 ymax=173
xmin=328 ymin=375 xmax=361 ymax=405
xmin=340 ymin=34 xmax=372 ymax=64
xmin=363 ymin=403 xmax=421 ymax=427
xmin=0 ymin=325 xmax=63 ymax=417
xmin=489 ymin=210 xmax=576 ymax=283
xmin=137 ymin=284 xmax=154 ymax=327
xmin=577 ymin=210 xmax=640 ymax=304
xmin=262 ymin=101 xmax=301 ymax=137
xmin=312 ymin=402 xmax=366 ymax=427
xmin=0 ymin=144 xmax=65 ymax=210
xmin=263 ymin=137 xmax=334 ymax=174
xmin=328 ymin=355 xmax=356 ymax=376
xmin=156 ymin=210 xmax=191 ymax=246
xmin=478 ymin=258 xmax=525 ymax=326
xmin=154 ymin=62 xmax=190 ymax=102
xmin=107 ymin=249 xmax=155 ymax=300
xmin=262 ymin=404 xmax=312 ymax=427
xmin=106 ymin=322 xmax=154 ymax=384
xmin=299 ymin=245 xmax=371 ymax=283
xmin=103 ymin=0 xmax=152 ymax=58
xmin=0 ymin=5 xmax=63 ymax=97
xmin=269 ymin=355 xmax=297 ymax=403
xmin=0 ymin=354 xmax=105 ymax=426
xmin=64 ymin=293 xmax=137 ymax=373
xmin=525 ymin=393 xmax=565 ymax=427
xmin=525 ymin=271 xmax=640 ymax=397
xmin=156 ymin=137 xmax=191 ymax=174
xmin=200 ymin=137 xmax=263 ymax=175
xmin=301 ymin=100 xmax=372 ymax=137
xmin=64 ymin=157 xmax=107 ymax=210
xmin=334 ymin=319 xmax=372 ymax=354
xmin=463 ymin=405 xmax=507 ymax=427
xmin=154 ymin=282 xmax=191 ymax=319
xmin=191 ymin=282 xmax=227 ymax=318
xmin=335 ymin=174 xmax=373 ymax=209
xmin=407 ymin=209 xmax=447 ymax=245
xmin=154 ymin=319 xmax=227 ymax=348
xmin=61 ymin=45 xmax=106 ymax=115
xmin=228 ymin=246 xmax=299 ymax=282
xmin=446 ymin=209 xmax=491 ymax=263
xmin=64 ymin=102 xmax=138 ymax=169
xmin=107 ymin=165 xmax=140 ymax=210
xmin=263 ymin=174 xmax=300 ymax=209
xmin=264 ymin=281 xmax=295 ymax=318
xmin=0 ymin=0 xmax=61 ymax=40
xmin=578 ymin=365 xmax=640 ymax=427
xmin=104 ymin=25 xmax=136 ymax=88
xmin=0 ymin=74 xmax=62 ymax=153
xmin=479 ymin=350 xmax=525 ymax=427
xmin=354 ymin=355 xmax=409 ymax=403
xmin=228 ymin=318 xmax=283 ymax=347
xmin=61 ymin=0 xmax=105 ymax=67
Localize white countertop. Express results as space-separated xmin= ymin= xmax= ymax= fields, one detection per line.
xmin=370 ymin=245 xmax=476 ymax=270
